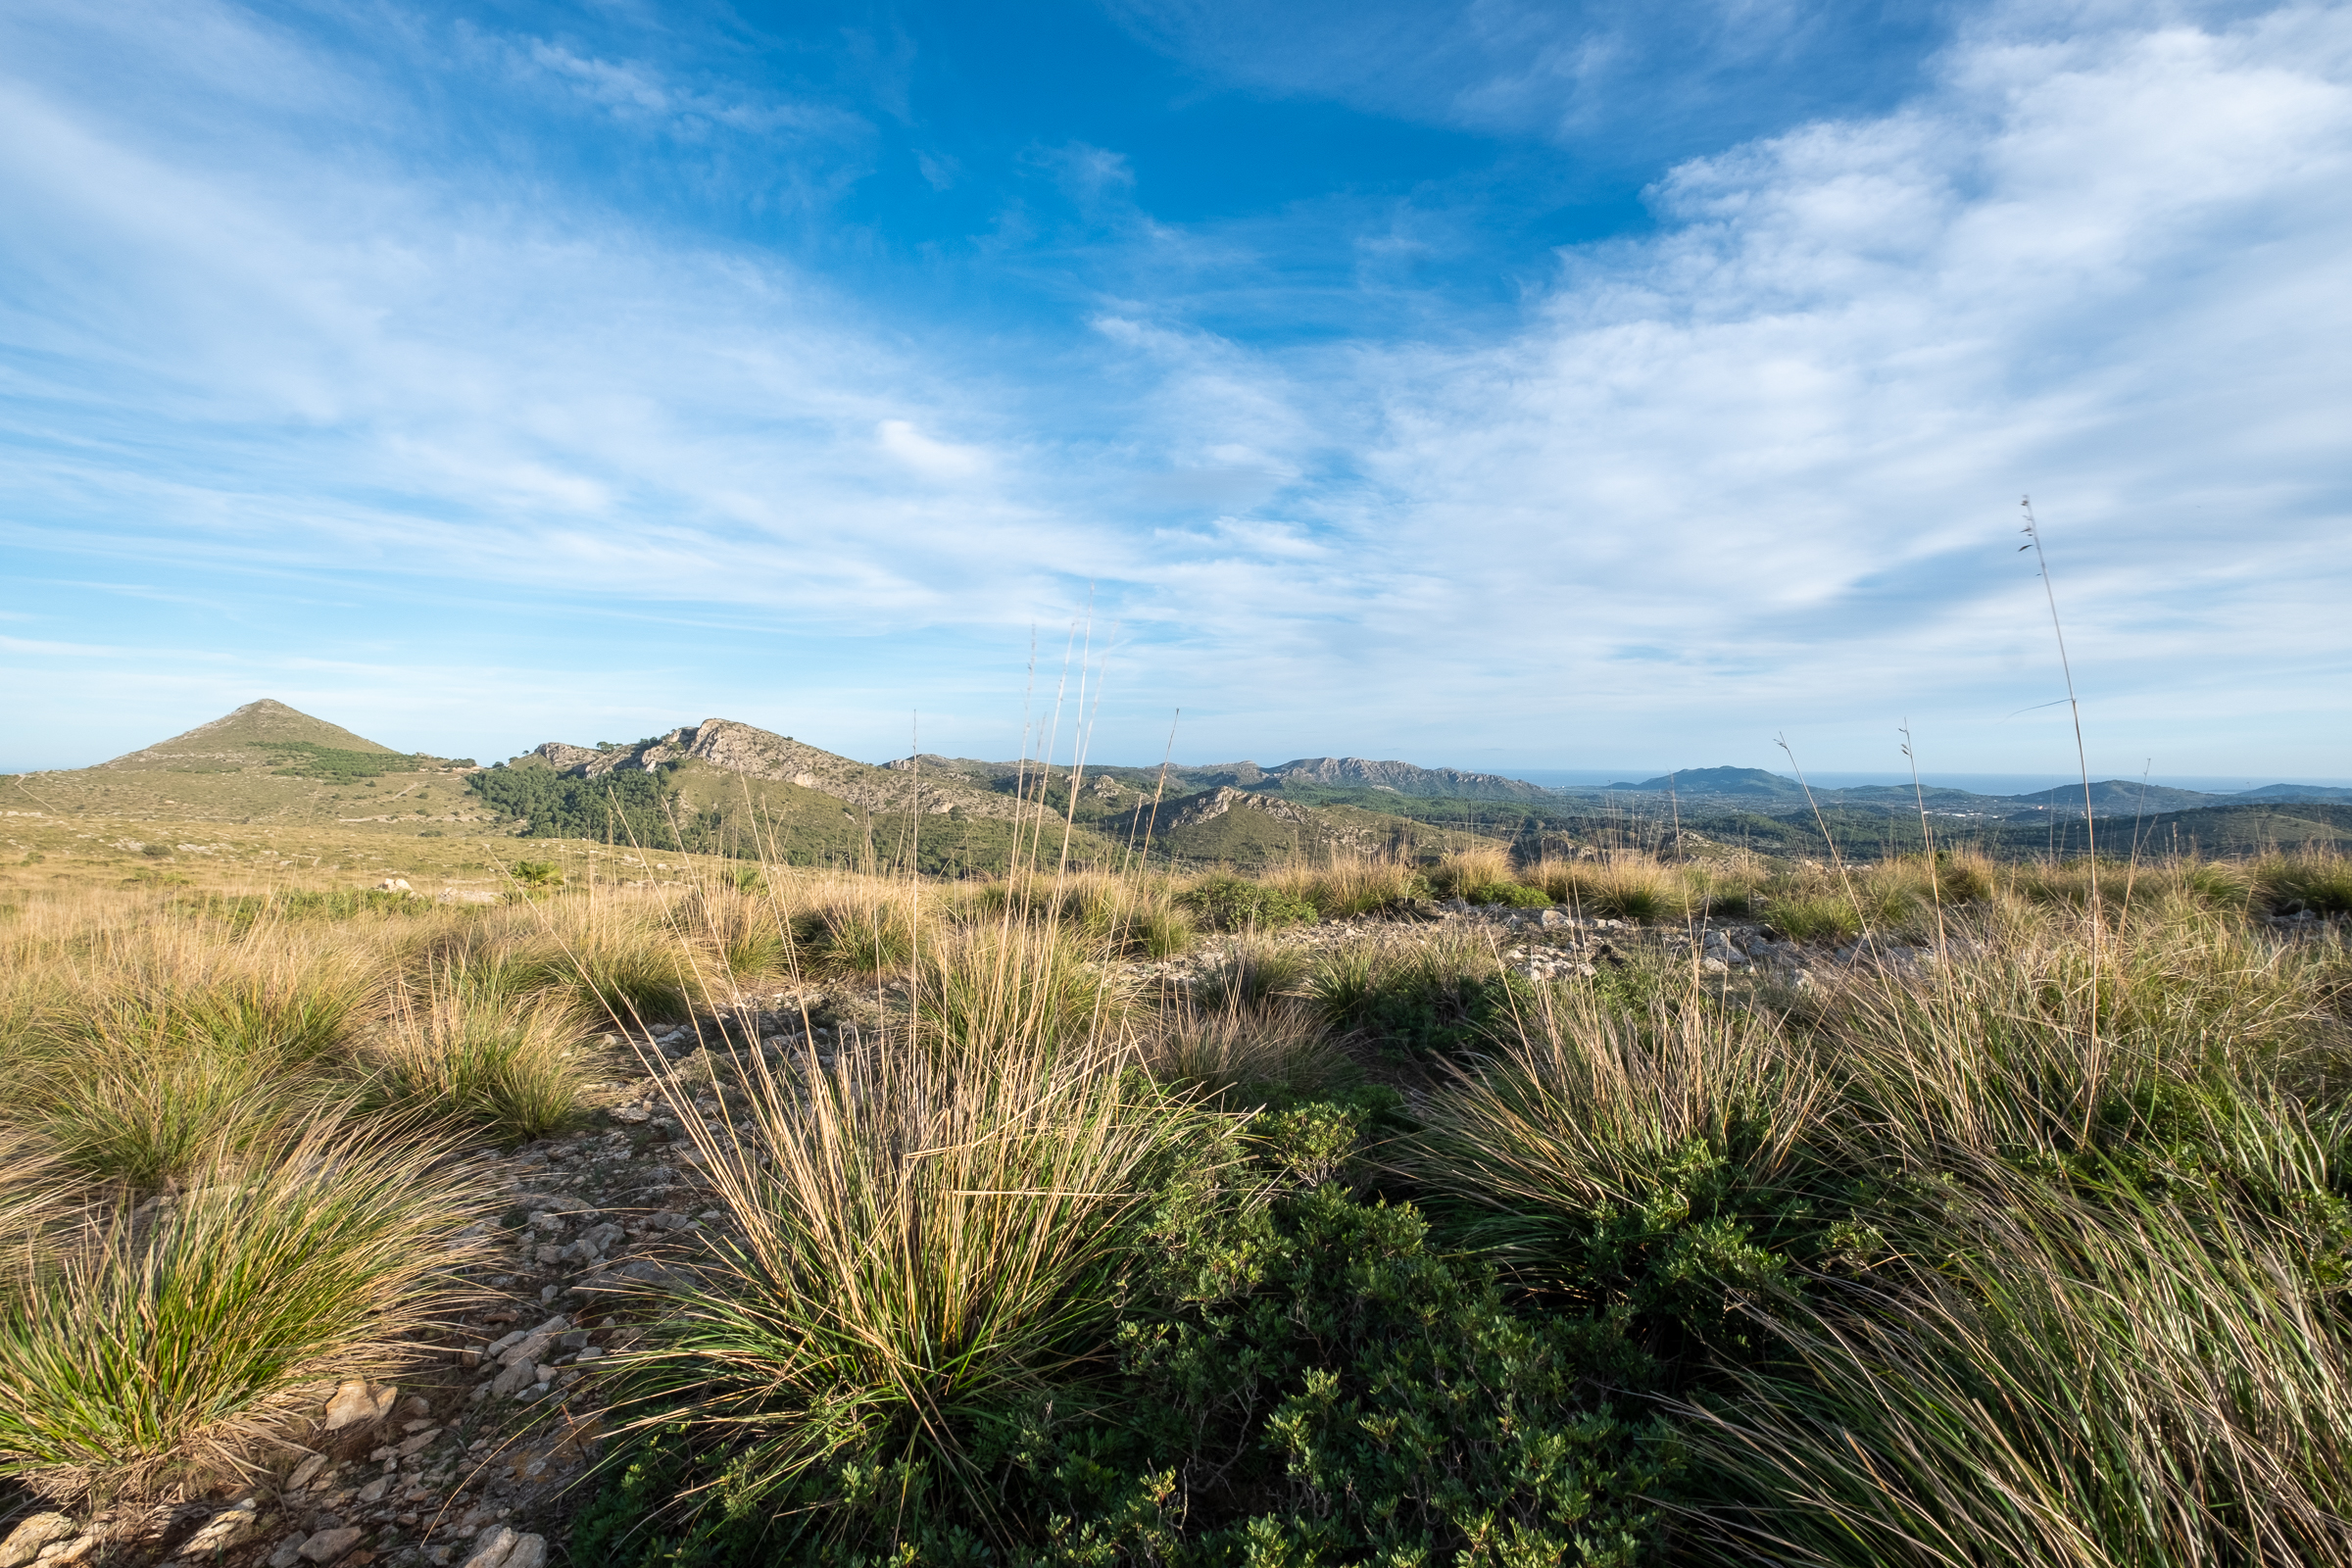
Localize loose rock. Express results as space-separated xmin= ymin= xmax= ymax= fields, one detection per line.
xmin=0 ymin=1515 xmax=74 ymax=1568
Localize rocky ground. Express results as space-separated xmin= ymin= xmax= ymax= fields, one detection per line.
xmin=10 ymin=900 xmax=2338 ymax=1568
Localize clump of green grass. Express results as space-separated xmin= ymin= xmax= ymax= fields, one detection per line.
xmin=544 ymin=927 xmax=694 ymax=1023
xmin=811 ymin=898 xmax=918 ymax=980
xmin=1681 ymin=1171 xmax=2352 ymax=1568
xmin=1196 ymin=935 xmax=1311 ymax=1009
xmin=1406 ymin=988 xmax=1829 ymax=1354
xmin=364 ymin=984 xmax=593 ymax=1145
xmin=917 ymin=923 xmax=1126 ymax=1056
xmin=1762 ymin=894 xmax=1862 ymax=944
xmin=0 ymin=1120 xmax=491 ymax=1499
xmin=608 ymin=1031 xmax=1227 ymax=1551
xmin=1142 ymin=998 xmax=1344 ymax=1099
xmin=1424 ymin=847 xmax=1519 ymax=903
xmin=1538 ymin=857 xmax=1691 ymax=922
xmin=956 ymin=872 xmax=1195 ymax=956
xmin=1264 ymin=857 xmax=1429 ymax=917
xmin=2258 ymin=852 xmax=2352 ymax=917
xmin=1306 ymin=933 xmax=1527 ymax=1062
xmin=32 ymin=1038 xmax=301 ymax=1189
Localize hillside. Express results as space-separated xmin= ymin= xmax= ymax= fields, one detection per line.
xmin=97 ymin=698 xmax=401 ymax=770
xmin=5 ymin=700 xmax=488 ymax=829
xmin=483 ymin=719 xmax=1130 ymax=874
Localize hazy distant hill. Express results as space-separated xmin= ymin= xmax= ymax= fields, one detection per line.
xmin=2003 ymin=780 xmax=2228 ymax=812
xmin=1583 ymin=766 xmax=2352 ymax=819
xmin=1598 ymin=765 xmax=1801 ymax=799
xmin=1111 ymin=786 xmax=1504 ymax=869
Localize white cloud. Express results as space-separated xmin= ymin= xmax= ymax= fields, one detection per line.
xmin=876 ymin=419 xmax=993 ymax=480
xmin=1084 ymin=6 xmax=2352 ymax=767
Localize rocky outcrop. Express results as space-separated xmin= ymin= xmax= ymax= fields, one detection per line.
xmin=526 ymin=720 xmax=1025 ymax=821
xmin=1154 ymin=786 xmax=1317 ymax=832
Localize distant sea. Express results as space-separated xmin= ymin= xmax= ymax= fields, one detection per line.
xmin=1510 ymin=769 xmax=2352 ymax=796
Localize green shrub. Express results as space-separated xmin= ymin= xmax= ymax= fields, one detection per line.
xmin=1179 ymin=877 xmax=1317 ymax=932
xmin=1461 ymin=880 xmax=1553 ymax=908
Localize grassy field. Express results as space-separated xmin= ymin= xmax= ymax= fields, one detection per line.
xmin=2 ymin=836 xmax=2350 ymax=1566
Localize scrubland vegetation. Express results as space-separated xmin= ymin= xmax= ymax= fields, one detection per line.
xmin=2 ymin=842 xmax=2350 ymax=1566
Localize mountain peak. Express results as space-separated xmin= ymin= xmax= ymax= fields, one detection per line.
xmin=102 ymin=699 xmax=400 ymax=770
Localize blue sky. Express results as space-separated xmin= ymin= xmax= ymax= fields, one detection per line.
xmin=3 ymin=0 xmax=2349 ymax=779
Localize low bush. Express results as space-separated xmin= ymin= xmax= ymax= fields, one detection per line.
xmin=1461 ymin=879 xmax=1552 ymax=908
xmin=1179 ymin=875 xmax=1317 ymax=932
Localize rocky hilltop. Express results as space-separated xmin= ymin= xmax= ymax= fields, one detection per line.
xmin=523 ymin=719 xmax=1026 ymax=822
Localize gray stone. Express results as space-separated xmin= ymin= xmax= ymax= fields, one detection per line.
xmin=498 ymin=1317 xmax=567 ymax=1367
xmin=177 ymin=1500 xmax=261 ymax=1556
xmin=457 ymin=1526 xmax=518 ymax=1568
xmin=489 ymin=1356 xmax=539 ymax=1397
xmin=297 ymin=1527 xmax=365 ymax=1563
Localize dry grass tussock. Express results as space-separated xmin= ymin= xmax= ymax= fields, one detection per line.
xmin=0 ymin=1119 xmax=493 ymax=1501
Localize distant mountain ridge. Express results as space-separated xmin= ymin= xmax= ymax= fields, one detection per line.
xmin=1262 ymin=757 xmax=1554 ymax=800
xmin=1581 ymin=767 xmax=2352 ymax=815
